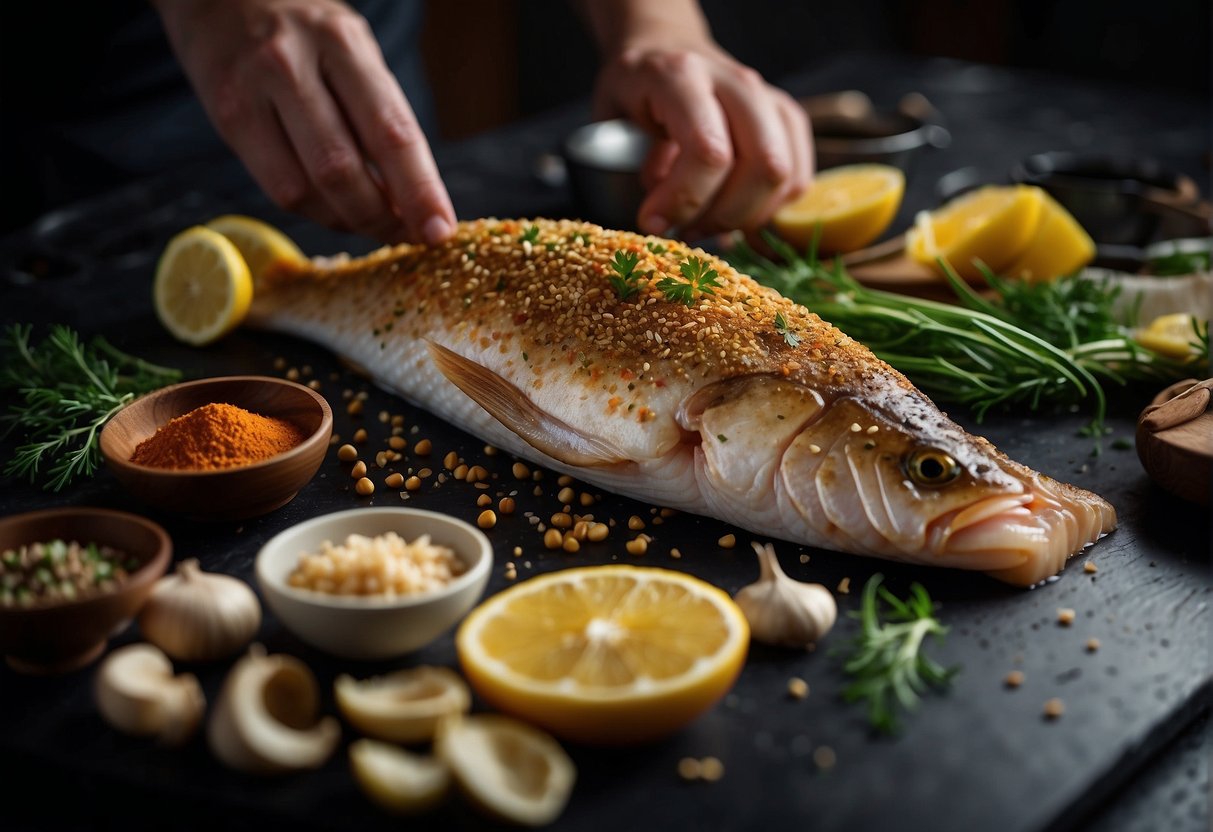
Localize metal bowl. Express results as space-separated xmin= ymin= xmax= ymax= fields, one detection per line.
xmin=562 ymin=119 xmax=651 ymax=230
xmin=810 ymin=110 xmax=950 ymax=173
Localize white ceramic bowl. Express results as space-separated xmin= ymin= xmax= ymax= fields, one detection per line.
xmin=256 ymin=508 xmax=492 ymax=659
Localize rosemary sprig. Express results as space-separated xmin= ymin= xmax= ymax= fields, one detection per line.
xmin=658 ymin=256 xmax=720 ymax=306
xmin=1 ymin=325 xmax=181 ymax=491
xmin=728 ymin=231 xmax=1205 ymax=433
xmin=839 ymin=574 xmax=956 ymax=734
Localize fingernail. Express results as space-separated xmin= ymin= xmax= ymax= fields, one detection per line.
xmin=422 ymin=215 xmax=454 ymax=245
xmin=640 ymin=214 xmax=668 ymax=236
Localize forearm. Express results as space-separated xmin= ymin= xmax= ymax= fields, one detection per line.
xmin=577 ymin=0 xmax=716 ymax=57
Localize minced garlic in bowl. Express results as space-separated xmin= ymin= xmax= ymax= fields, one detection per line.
xmin=287 ymin=532 xmax=466 ymax=597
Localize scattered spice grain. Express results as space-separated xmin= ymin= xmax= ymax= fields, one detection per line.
xmin=837 ymin=577 xmax=851 ymax=594
xmin=337 ymin=443 xmax=359 ymax=462
xmin=718 ymin=534 xmax=736 ymax=549
xmin=385 ymin=473 xmax=405 ymax=489
xmin=477 ymin=510 xmax=497 ymax=529
xmin=350 ymin=460 xmax=367 ymax=479
xmin=498 ymin=497 xmax=516 ymax=515
xmin=355 ymin=477 xmax=375 ymax=496
xmin=1083 ymin=561 xmax=1097 ymax=574
xmin=1086 ymin=638 xmax=1100 ymax=652
xmin=413 ymin=439 xmax=432 ymax=456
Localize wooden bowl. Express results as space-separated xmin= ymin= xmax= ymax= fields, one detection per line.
xmin=0 ymin=508 xmax=171 ymax=674
xmin=99 ymin=376 xmax=332 ymax=521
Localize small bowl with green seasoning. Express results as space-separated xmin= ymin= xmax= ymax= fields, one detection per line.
xmin=256 ymin=508 xmax=493 ymax=659
xmin=99 ymin=375 xmax=333 ymax=521
xmin=0 ymin=508 xmax=171 ymax=674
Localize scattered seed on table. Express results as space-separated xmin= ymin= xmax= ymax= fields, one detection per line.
xmin=677 ymin=758 xmax=702 ymax=781
xmin=587 ymin=523 xmax=609 ymax=542
xmin=350 ymin=461 xmax=368 ymax=479
xmin=512 ymin=546 xmax=522 ymax=557
xmin=413 ymin=439 xmax=432 ymax=456
xmin=353 ymin=428 xmax=368 ymax=443
xmin=347 ymin=399 xmax=364 ymax=416
xmin=1057 ymin=608 xmax=1076 ymax=626
xmin=405 ymin=476 xmax=421 ymax=491
xmin=375 ymin=451 xmax=388 ymax=468
xmin=550 ymin=513 xmax=572 ymax=529
xmin=718 ymin=534 xmax=736 ymax=549
xmin=307 ymin=379 xmax=322 ymax=391
xmin=557 ymin=475 xmax=573 ymax=487
xmin=512 ymin=462 xmax=530 ymax=480
xmin=557 ymin=486 xmax=575 ymax=505
xmin=543 ymin=529 xmax=563 ymax=549
xmin=699 ymin=757 xmax=724 ymax=782
xmin=626 ymin=537 xmax=648 ymax=556
xmin=391 ymin=415 xmax=405 ymax=427
xmin=273 ymin=357 xmax=287 ymax=370
xmin=417 ymin=467 xmax=433 ymax=478
xmin=477 ymin=494 xmax=492 ymax=507
xmin=468 ymin=465 xmax=488 ymax=483
xmin=652 ymin=517 xmax=663 ymax=525
xmin=342 ymin=388 xmax=353 ymax=400
xmin=499 ymin=497 xmax=516 ymax=515
xmin=571 ymin=521 xmax=589 ymax=541
xmin=337 ymin=444 xmax=358 ymax=462
xmin=355 ymin=477 xmax=374 ymax=496
xmin=660 ymin=508 xmax=675 ymax=518
xmin=477 ymin=510 xmax=497 ymax=529
xmin=532 ymin=470 xmax=543 ymax=481
xmin=670 ymin=547 xmax=682 ymax=559
xmin=1086 ymin=638 xmax=1100 ymax=652
xmin=328 ymin=434 xmax=342 ymax=446
xmin=628 ymin=515 xmax=645 ymax=531
xmin=579 ymin=492 xmax=594 ymax=507
xmin=533 ymin=486 xmax=543 ymax=497
xmin=484 ymin=445 xmax=498 ymax=456
xmin=562 ymin=536 xmax=580 ymax=553
xmin=813 ymin=746 xmax=836 ymax=770
xmin=1043 ymin=698 xmax=1064 ymax=719
xmin=1004 ymin=670 xmax=1025 ymax=688
xmin=837 ymin=577 xmax=851 ymax=594
xmin=799 ymin=554 xmax=810 ymax=564
xmin=787 ymin=677 xmax=809 ymax=699
xmin=1084 ymin=561 xmax=1097 ymax=574
xmin=385 ymin=473 xmax=404 ymax=489
xmin=444 ymin=451 xmax=459 ymax=470
xmin=389 ymin=436 xmax=407 ymax=451
xmin=285 ymin=367 xmax=300 ymax=381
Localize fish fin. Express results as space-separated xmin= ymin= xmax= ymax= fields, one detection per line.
xmin=427 ymin=341 xmax=631 ymax=468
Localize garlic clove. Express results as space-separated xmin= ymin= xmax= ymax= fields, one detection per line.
xmin=435 ymin=714 xmax=575 ymax=827
xmin=734 ymin=543 xmax=837 ymax=648
xmin=349 ymin=739 xmax=451 ymax=815
xmin=139 ymin=558 xmax=261 ymax=662
xmin=335 ymin=666 xmax=470 ymax=744
xmin=95 ymin=643 xmax=205 ymax=746
xmin=207 ymin=645 xmax=340 ymax=774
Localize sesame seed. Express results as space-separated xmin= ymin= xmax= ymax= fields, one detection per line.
xmin=849 ymin=422 xmax=861 ymax=433
xmin=809 ymin=444 xmax=822 ymax=454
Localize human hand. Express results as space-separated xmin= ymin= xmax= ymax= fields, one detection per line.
xmin=155 ymin=0 xmax=455 ymax=244
xmin=592 ymin=31 xmax=812 ymax=238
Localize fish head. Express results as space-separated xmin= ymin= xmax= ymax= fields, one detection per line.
xmin=780 ymin=390 xmax=1116 ymax=585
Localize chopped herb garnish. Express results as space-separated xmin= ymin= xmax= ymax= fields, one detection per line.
xmin=838 ymin=574 xmax=956 ymax=734
xmin=1111 ymin=437 xmax=1133 ymax=450
xmin=774 ymin=311 xmax=801 ymax=347
xmin=716 ymin=434 xmax=728 ymax=443
xmin=657 ymin=256 xmax=720 ymax=307
xmin=520 ymin=224 xmax=540 ymax=244
xmin=608 ymin=249 xmax=648 ymax=300
xmin=522 ymin=352 xmax=529 ymax=362
xmin=646 ymin=241 xmax=667 ymax=254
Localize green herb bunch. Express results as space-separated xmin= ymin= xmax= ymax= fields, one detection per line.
xmin=839 ymin=574 xmax=956 ymax=734
xmin=1 ymin=325 xmax=181 ymax=491
xmin=729 ymin=231 xmax=1207 ymax=433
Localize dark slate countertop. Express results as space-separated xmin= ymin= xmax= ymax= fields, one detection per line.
xmin=1 ymin=53 xmax=1209 ymax=832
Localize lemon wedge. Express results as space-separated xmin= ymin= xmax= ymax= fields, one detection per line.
xmin=205 ymin=214 xmax=306 ymax=285
xmin=153 ymin=226 xmax=253 ymax=346
xmin=435 ymin=714 xmax=575 ymax=827
xmin=774 ymin=164 xmax=905 ymax=254
xmin=349 ymin=739 xmax=451 ymax=815
xmin=907 ymin=185 xmax=1044 ymax=280
xmin=998 ymin=191 xmax=1095 ymax=282
xmin=456 ymin=565 xmax=749 ymax=746
xmin=1136 ymin=313 xmax=1205 ymax=360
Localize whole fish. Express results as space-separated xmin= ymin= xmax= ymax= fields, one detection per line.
xmin=250 ymin=218 xmax=1115 ymax=586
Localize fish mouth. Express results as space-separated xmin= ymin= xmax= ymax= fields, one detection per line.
xmin=929 ymin=475 xmax=1117 ymax=586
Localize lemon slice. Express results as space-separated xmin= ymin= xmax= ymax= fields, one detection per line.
xmin=435 ymin=714 xmax=575 ymax=826
xmin=907 ymin=185 xmax=1044 ymax=279
xmin=1136 ymin=313 xmax=1205 ymax=360
xmin=773 ymin=164 xmax=905 ymax=254
xmin=154 ymin=227 xmax=253 ymax=346
xmin=456 ymin=565 xmax=749 ymax=745
xmin=206 ymin=214 xmax=306 ymax=285
xmin=336 ymin=667 xmax=470 ymax=743
xmin=999 ymin=191 xmax=1095 ymax=282
xmin=349 ymin=739 xmax=451 ymax=815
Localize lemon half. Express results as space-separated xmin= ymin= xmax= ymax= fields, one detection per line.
xmin=456 ymin=565 xmax=749 ymax=746
xmin=907 ymin=184 xmax=1044 ymax=280
xmin=153 ymin=226 xmax=253 ymax=346
xmin=206 ymin=214 xmax=306 ymax=285
xmin=774 ymin=164 xmax=905 ymax=254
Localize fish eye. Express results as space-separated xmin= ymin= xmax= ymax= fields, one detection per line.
xmin=906 ymin=449 xmax=961 ymax=487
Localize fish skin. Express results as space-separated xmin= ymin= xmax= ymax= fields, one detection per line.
xmin=250 ymin=218 xmax=1116 ymax=585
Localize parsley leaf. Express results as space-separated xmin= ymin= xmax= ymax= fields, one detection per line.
xmin=658 ymin=256 xmax=720 ymax=307
xmin=520 ymin=224 xmax=540 ymax=244
xmin=609 ymin=249 xmax=646 ymax=300
xmin=774 ymin=311 xmax=801 ymax=348
xmin=645 ymin=241 xmax=667 ymax=254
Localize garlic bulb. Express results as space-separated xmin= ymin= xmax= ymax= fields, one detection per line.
xmin=139 ymin=559 xmax=261 ymax=662
xmin=95 ymin=643 xmax=206 ymax=746
xmin=207 ymin=645 xmax=340 ymax=774
xmin=734 ymin=543 xmax=836 ymax=648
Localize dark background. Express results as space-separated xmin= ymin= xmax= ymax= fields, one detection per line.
xmin=2 ymin=0 xmax=1210 ymax=233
